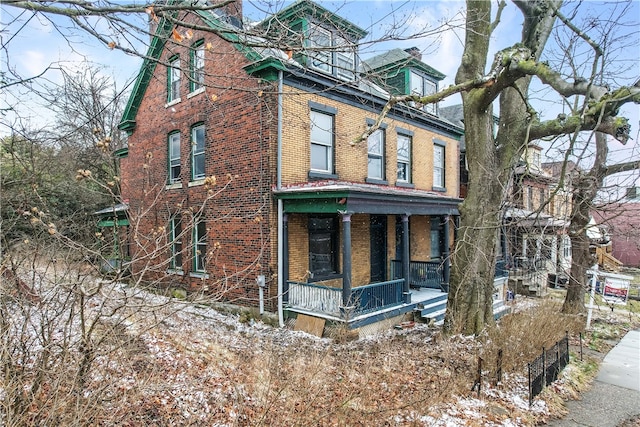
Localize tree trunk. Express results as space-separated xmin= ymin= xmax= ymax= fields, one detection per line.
xmin=445 ymin=0 xmax=560 ymax=335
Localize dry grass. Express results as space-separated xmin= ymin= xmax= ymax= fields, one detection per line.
xmin=3 ymin=265 xmax=640 ymax=426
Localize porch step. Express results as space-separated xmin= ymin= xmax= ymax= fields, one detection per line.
xmin=415 ymin=295 xmax=448 ymax=323
xmin=417 ymin=298 xmax=511 ymax=326
xmin=493 ymin=300 xmax=511 ymax=320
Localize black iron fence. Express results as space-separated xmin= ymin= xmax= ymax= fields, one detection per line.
xmin=528 ymin=332 xmax=570 ymax=405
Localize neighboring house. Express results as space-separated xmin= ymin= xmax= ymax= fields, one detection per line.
xmin=115 ymin=0 xmax=484 ymax=333
xmin=440 ymin=102 xmax=573 ymax=297
xmin=592 ymin=188 xmax=640 ymax=268
xmin=504 ymin=147 xmax=571 ymax=295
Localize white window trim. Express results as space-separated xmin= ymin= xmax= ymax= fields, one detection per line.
xmin=397 ymin=134 xmax=412 ymax=183
xmin=367 ymin=129 xmax=385 ymax=180
xmin=310 ymin=110 xmax=334 ymax=174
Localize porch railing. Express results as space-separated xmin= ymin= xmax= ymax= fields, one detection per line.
xmin=286 ymin=279 xmax=405 ymax=317
xmin=391 ymin=259 xmax=443 ymax=289
xmin=351 ymin=279 xmax=404 ymax=314
xmin=287 ymin=281 xmax=341 ymax=315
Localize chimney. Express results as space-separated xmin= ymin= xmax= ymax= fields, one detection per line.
xmin=404 ymin=47 xmax=422 ymax=61
xmin=215 ymin=0 xmax=243 ymax=27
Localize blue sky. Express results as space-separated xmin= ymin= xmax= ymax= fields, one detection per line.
xmin=1 ymin=0 xmax=638 ymax=189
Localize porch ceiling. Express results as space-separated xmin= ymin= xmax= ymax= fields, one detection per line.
xmin=274 ymin=181 xmax=460 ymax=215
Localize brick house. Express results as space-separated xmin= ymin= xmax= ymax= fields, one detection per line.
xmin=116 ymin=0 xmax=477 ymax=332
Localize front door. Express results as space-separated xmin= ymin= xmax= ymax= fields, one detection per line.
xmin=370 ymin=215 xmax=387 ymax=283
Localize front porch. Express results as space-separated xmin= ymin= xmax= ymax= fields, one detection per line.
xmin=285 ymin=263 xmax=510 ymax=330
xmin=285 ymin=278 xmax=447 ymax=329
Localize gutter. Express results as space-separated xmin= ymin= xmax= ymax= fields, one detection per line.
xmin=276 ymin=70 xmax=285 ymax=327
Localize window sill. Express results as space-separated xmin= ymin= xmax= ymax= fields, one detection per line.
xmin=190 ymin=272 xmax=209 ymax=279
xmin=165 ymin=98 xmax=181 ymax=108
xmin=396 ymin=182 xmax=415 ymax=189
xmin=188 ymin=179 xmax=205 ymax=187
xmin=432 ymin=186 xmax=447 ymax=192
xmin=187 ymin=87 xmax=205 ymax=99
xmin=365 ymin=178 xmax=388 ymax=185
xmin=167 ymin=269 xmax=184 ymax=276
xmin=166 ymin=182 xmax=182 ymax=190
xmin=308 ymin=171 xmax=338 ymax=180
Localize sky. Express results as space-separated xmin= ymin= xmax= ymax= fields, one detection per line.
xmin=1 ymin=0 xmax=638 ymax=191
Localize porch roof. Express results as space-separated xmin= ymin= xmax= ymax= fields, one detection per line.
xmin=273 ymin=180 xmax=460 ymax=215
xmin=504 ymin=207 xmax=567 ymax=228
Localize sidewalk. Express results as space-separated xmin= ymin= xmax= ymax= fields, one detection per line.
xmin=547 ymin=330 xmax=640 ymax=426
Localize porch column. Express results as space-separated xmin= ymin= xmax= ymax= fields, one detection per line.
xmin=402 ymin=214 xmax=411 ymax=303
xmin=282 ymin=214 xmax=289 ymax=303
xmin=442 ymin=215 xmax=450 ymax=292
xmin=341 ymin=212 xmax=353 ymax=309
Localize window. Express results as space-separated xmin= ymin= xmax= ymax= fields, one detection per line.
xmin=307 ymin=23 xmax=356 ymax=81
xmin=433 ymin=143 xmax=445 ymax=189
xmin=308 ymin=216 xmax=339 ymax=278
xmin=193 ymin=219 xmax=207 ymax=272
xmin=190 ymin=41 xmax=205 ymax=92
xmin=367 ymin=128 xmax=385 ymax=180
xmin=310 ymin=110 xmax=334 ymax=173
xmin=191 ymin=124 xmax=205 ymax=180
xmin=532 ymin=151 xmax=541 ymax=168
xmin=308 ymin=25 xmax=332 ymax=73
xmin=397 ymin=134 xmax=411 ymax=183
xmin=169 ymin=216 xmax=183 ymax=270
xmin=168 ymin=56 xmax=181 ymax=102
xmin=168 ymin=132 xmax=181 ymax=184
xmin=335 ymin=35 xmax=355 ymax=80
xmin=409 ymin=71 xmax=437 ymax=114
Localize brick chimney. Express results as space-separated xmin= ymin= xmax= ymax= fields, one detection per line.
xmin=404 ymin=47 xmax=422 ymax=61
xmin=215 ymin=0 xmax=243 ymax=27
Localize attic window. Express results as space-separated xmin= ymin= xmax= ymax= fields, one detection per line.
xmin=307 ymin=23 xmax=356 ymax=81
xmin=409 ymin=71 xmax=437 ymax=114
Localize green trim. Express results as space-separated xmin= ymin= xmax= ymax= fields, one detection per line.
xmin=243 ymin=57 xmax=287 ymax=79
xmin=189 ymin=39 xmax=205 ymax=92
xmin=97 ymin=219 xmax=130 ymax=227
xmin=190 ymin=123 xmax=205 ymax=181
xmin=118 ymin=15 xmax=174 ymax=132
xmin=113 ymin=147 xmax=128 ymax=158
xmin=258 ymin=0 xmax=367 ymax=40
xmin=118 ymin=8 xmax=263 ymax=133
xmin=283 ymin=198 xmax=343 ymax=213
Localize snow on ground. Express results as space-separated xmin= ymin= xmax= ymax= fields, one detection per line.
xmin=2 ymin=279 xmax=583 ymax=426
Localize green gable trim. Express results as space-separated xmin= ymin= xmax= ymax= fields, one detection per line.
xmin=258 ymin=0 xmax=367 ymax=40
xmin=118 ymin=16 xmax=174 ymax=132
xmin=118 ymin=8 xmax=265 ymax=133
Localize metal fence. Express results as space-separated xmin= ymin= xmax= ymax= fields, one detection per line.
xmin=528 ymin=332 xmax=570 ymax=405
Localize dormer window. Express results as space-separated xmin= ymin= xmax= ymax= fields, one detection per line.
xmin=307 ymin=23 xmax=356 ymax=81
xmin=409 ymin=71 xmax=437 ymax=114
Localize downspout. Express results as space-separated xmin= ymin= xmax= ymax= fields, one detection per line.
xmin=276 ymin=70 xmax=285 ymax=327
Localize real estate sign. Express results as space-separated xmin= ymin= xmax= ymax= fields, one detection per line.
xmin=601 ymin=273 xmax=632 ymax=305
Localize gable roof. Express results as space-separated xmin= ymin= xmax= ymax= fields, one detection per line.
xmin=363 ymin=48 xmax=446 ymax=80
xmin=118 ymin=8 xmax=262 ymax=133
